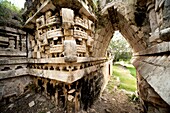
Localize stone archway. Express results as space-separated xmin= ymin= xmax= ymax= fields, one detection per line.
xmin=93 ymin=1 xmax=147 ymax=57
xmin=94 ymin=0 xmax=170 ymax=112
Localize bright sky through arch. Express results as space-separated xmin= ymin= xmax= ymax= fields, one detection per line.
xmin=7 ymin=0 xmax=25 ymax=9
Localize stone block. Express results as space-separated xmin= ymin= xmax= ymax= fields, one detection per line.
xmin=64 ymin=40 xmax=77 ymax=62
xmin=149 ymin=30 xmax=160 ymax=43
xmin=87 ymin=36 xmax=94 ymax=47
xmin=28 ymin=101 xmax=35 ymax=107
xmin=37 ymin=51 xmax=41 ymax=58
xmin=160 ymin=27 xmax=170 ymax=41
xmin=88 ymin=20 xmax=95 ymax=31
xmin=0 ymin=85 xmax=4 ymax=100
xmin=75 ymin=16 xmax=88 ymax=29
xmin=32 ymin=52 xmax=37 ymax=58
xmin=74 ymin=26 xmax=87 ymax=39
xmin=38 ymin=31 xmax=47 ymax=42
xmin=61 ymin=8 xmax=74 ymax=29
xmin=0 ymin=36 xmax=8 ymax=43
xmin=36 ymin=15 xmax=45 ymax=28
xmin=77 ymin=45 xmax=86 ymax=53
xmin=162 ymin=55 xmax=170 ymax=67
xmin=157 ymin=42 xmax=169 ymax=53
xmin=45 ymin=10 xmax=52 ymax=20
xmin=46 ymin=15 xmax=61 ymax=25
xmin=130 ymin=25 xmax=139 ymax=33
xmin=146 ymin=67 xmax=170 ymax=105
xmin=50 ymin=45 xmax=64 ymax=53
xmin=0 ymin=42 xmax=8 ymax=47
xmin=47 ymin=29 xmax=63 ymax=39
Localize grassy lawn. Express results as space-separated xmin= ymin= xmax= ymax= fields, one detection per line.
xmin=114 ymin=61 xmax=136 ymax=77
xmin=107 ymin=63 xmax=137 ymax=92
xmin=126 ymin=66 xmax=136 ymax=77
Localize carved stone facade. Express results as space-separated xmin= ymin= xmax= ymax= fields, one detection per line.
xmin=0 ymin=26 xmax=32 ymax=104
xmin=0 ymin=0 xmax=170 ymax=113
xmin=23 ymin=0 xmax=111 ymax=112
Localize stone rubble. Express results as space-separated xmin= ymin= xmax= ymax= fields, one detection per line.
xmin=28 ymin=101 xmax=35 ymax=107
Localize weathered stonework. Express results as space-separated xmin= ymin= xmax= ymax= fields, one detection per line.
xmin=0 ymin=76 xmax=33 ymax=105
xmin=23 ymin=0 xmax=111 ymax=112
xmin=0 ymin=0 xmax=170 ymax=113
xmin=96 ymin=0 xmax=170 ymax=112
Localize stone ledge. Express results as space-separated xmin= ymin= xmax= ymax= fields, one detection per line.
xmin=0 ymin=60 xmax=111 ymax=83
xmin=29 ymin=60 xmax=107 ymax=83
xmin=0 ymin=64 xmax=99 ymax=82
xmin=0 ymin=57 xmax=107 ymax=65
xmin=149 ymin=27 xmax=170 ymax=43
xmin=0 ymin=59 xmax=29 ymax=65
xmin=134 ymin=42 xmax=170 ymax=56
xmin=28 ymin=64 xmax=99 ymax=83
xmin=0 ymin=50 xmax=27 ymax=57
xmin=0 ymin=68 xmax=28 ymax=80
xmin=133 ymin=55 xmax=170 ymax=69
xmin=28 ymin=57 xmax=107 ymax=64
xmin=160 ymin=27 xmax=170 ymax=41
xmin=0 ymin=26 xmax=26 ymax=35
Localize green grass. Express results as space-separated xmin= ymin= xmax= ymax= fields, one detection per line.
xmin=126 ymin=66 xmax=136 ymax=77
xmin=108 ymin=65 xmax=137 ymax=92
xmin=114 ymin=61 xmax=136 ymax=77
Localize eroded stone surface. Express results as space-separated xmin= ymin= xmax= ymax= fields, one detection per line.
xmin=0 ymin=0 xmax=170 ymax=112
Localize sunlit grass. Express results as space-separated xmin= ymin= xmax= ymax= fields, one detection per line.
xmin=107 ymin=64 xmax=137 ymax=92
xmin=114 ymin=61 xmax=136 ymax=77
xmin=113 ymin=65 xmax=137 ymax=92
xmin=126 ymin=66 xmax=136 ymax=77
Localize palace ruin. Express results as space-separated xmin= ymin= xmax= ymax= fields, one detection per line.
xmin=0 ymin=0 xmax=170 ymax=113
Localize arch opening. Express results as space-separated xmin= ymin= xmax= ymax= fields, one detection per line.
xmin=94 ymin=1 xmax=170 ymax=112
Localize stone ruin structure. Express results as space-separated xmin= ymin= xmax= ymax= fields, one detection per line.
xmin=0 ymin=0 xmax=170 ymax=113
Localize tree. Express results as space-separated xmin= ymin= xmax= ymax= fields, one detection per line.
xmin=108 ymin=31 xmax=132 ymax=61
xmin=0 ymin=0 xmax=22 ymax=27
xmin=0 ymin=0 xmax=20 ymax=12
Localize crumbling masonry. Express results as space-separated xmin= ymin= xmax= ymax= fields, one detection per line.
xmin=0 ymin=0 xmax=170 ymax=113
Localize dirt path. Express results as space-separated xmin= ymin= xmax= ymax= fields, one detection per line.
xmin=0 ymin=89 xmax=144 ymax=113
xmin=92 ymin=90 xmax=144 ymax=113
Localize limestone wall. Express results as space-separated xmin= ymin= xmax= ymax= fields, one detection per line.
xmin=22 ymin=0 xmax=113 ymax=112
xmin=0 ymin=76 xmax=33 ymax=105
xmin=0 ymin=26 xmax=33 ymax=102
xmin=0 ymin=0 xmax=170 ymax=112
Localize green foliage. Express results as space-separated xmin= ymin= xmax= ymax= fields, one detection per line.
xmin=112 ymin=65 xmax=137 ymax=92
xmin=108 ymin=31 xmax=132 ymax=61
xmin=0 ymin=0 xmax=20 ymax=12
xmin=126 ymin=66 xmax=136 ymax=77
xmin=114 ymin=61 xmax=136 ymax=77
xmin=0 ymin=0 xmax=22 ymax=27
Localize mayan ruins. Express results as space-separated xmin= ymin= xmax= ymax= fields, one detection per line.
xmin=0 ymin=0 xmax=170 ymax=113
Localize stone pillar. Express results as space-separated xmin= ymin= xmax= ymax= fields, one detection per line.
xmin=64 ymin=38 xmax=77 ymax=62
xmin=61 ymin=8 xmax=77 ymax=62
